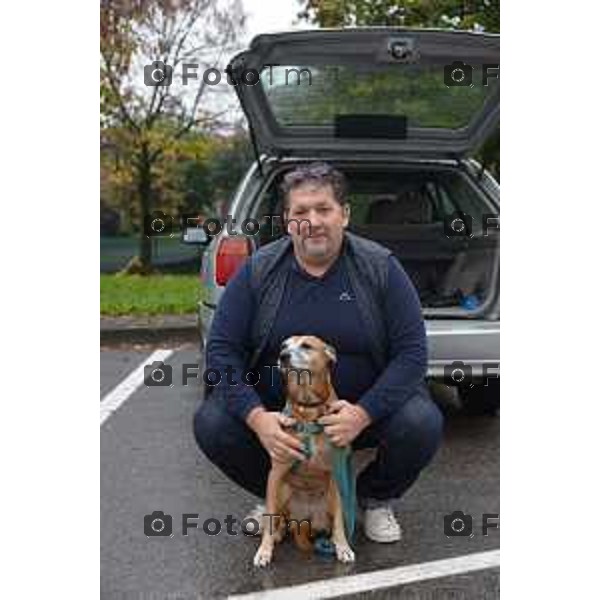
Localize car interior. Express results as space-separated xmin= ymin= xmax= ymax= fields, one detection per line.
xmin=254 ymin=167 xmax=498 ymax=310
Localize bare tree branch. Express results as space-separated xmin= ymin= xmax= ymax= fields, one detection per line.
xmin=101 ymin=50 xmax=141 ymax=133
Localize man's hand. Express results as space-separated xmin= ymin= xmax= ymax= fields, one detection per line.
xmin=246 ymin=408 xmax=306 ymax=464
xmin=318 ymin=400 xmax=372 ymax=447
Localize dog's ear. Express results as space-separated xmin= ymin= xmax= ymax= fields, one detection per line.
xmin=324 ymin=343 xmax=337 ymax=364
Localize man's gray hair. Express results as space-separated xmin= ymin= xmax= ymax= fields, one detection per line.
xmin=280 ymin=162 xmax=348 ymax=210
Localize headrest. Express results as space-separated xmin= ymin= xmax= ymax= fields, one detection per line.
xmin=366 ymin=186 xmax=431 ymax=224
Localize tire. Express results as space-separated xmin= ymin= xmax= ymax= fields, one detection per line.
xmin=459 ymin=379 xmax=500 ymax=416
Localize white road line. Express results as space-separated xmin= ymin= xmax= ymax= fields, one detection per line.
xmin=227 ymin=549 xmax=500 ymax=600
xmin=100 ymin=349 xmax=174 ymax=426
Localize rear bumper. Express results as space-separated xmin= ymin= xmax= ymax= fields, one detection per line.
xmin=426 ymin=320 xmax=500 ymax=380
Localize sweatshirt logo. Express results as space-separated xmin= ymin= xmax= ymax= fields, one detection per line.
xmin=339 ymin=291 xmax=353 ymax=302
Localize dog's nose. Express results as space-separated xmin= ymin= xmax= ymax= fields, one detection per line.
xmin=279 ymin=350 xmax=291 ymax=363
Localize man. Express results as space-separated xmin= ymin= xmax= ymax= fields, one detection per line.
xmin=194 ymin=162 xmax=444 ymax=543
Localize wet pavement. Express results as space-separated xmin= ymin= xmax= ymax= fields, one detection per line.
xmin=101 ymin=347 xmax=499 ymax=599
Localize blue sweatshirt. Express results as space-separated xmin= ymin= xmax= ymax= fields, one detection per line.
xmin=205 ymin=249 xmax=427 ymax=423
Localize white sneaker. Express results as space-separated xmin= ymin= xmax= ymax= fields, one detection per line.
xmin=244 ymin=503 xmax=266 ymax=536
xmin=364 ymin=505 xmax=402 ymax=543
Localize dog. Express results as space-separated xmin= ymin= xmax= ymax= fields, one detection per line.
xmin=253 ymin=335 xmax=355 ymax=567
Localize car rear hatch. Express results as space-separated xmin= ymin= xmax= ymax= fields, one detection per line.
xmin=228 ymin=28 xmax=499 ymax=160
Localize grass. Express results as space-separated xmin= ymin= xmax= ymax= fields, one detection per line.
xmin=100 ymin=274 xmax=202 ymax=316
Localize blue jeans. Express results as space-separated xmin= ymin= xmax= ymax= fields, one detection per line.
xmin=193 ymin=383 xmax=444 ymax=505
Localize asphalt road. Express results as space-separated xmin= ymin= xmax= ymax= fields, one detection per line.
xmin=101 ymin=346 xmax=500 ymax=599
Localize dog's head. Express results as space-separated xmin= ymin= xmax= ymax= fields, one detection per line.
xmin=278 ymin=335 xmax=337 ymax=408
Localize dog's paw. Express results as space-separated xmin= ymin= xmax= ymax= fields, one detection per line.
xmin=253 ymin=546 xmax=273 ymax=568
xmin=335 ymin=544 xmax=355 ymax=563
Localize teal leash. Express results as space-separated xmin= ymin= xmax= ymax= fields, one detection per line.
xmin=283 ymin=404 xmax=356 ymax=556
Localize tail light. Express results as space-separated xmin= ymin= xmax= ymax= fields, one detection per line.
xmin=215 ymin=236 xmax=252 ymax=285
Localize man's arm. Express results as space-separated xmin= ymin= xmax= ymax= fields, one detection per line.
xmin=204 ymin=260 xmax=264 ymax=422
xmin=357 ymin=255 xmax=427 ymax=423
xmin=206 ymin=260 xmax=308 ymax=462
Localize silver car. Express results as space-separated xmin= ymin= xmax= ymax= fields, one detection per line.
xmin=187 ymin=28 xmax=500 ymax=414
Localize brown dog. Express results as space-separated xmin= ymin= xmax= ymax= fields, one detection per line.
xmin=253 ymin=335 xmax=355 ymax=567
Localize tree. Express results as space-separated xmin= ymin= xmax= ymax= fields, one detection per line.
xmin=297 ymin=1 xmax=499 ymax=32
xmin=101 ymin=0 xmax=245 ymax=272
xmin=101 ymin=124 xmax=251 ymax=236
xmin=153 ymin=126 xmax=252 ymax=221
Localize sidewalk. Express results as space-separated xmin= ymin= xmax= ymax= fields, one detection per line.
xmin=100 ymin=313 xmax=199 ymax=345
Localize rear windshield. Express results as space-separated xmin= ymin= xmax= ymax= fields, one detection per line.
xmin=259 ymin=63 xmax=498 ymax=131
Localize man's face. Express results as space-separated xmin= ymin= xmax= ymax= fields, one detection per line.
xmin=285 ymin=183 xmax=350 ymax=265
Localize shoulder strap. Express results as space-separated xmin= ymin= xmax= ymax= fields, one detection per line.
xmin=343 ymin=231 xmax=392 ymax=370
xmin=248 ymin=237 xmax=293 ymax=371
xmin=344 ymin=230 xmax=391 ymax=292
xmin=249 ymin=236 xmax=292 ymax=290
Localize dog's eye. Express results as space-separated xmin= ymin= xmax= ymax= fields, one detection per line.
xmin=300 ymin=343 xmax=311 ymax=350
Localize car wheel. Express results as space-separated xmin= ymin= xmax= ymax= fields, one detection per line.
xmin=459 ymin=379 xmax=500 ymax=416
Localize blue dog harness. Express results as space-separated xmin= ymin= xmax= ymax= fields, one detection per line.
xmin=283 ymin=407 xmax=357 ymax=556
